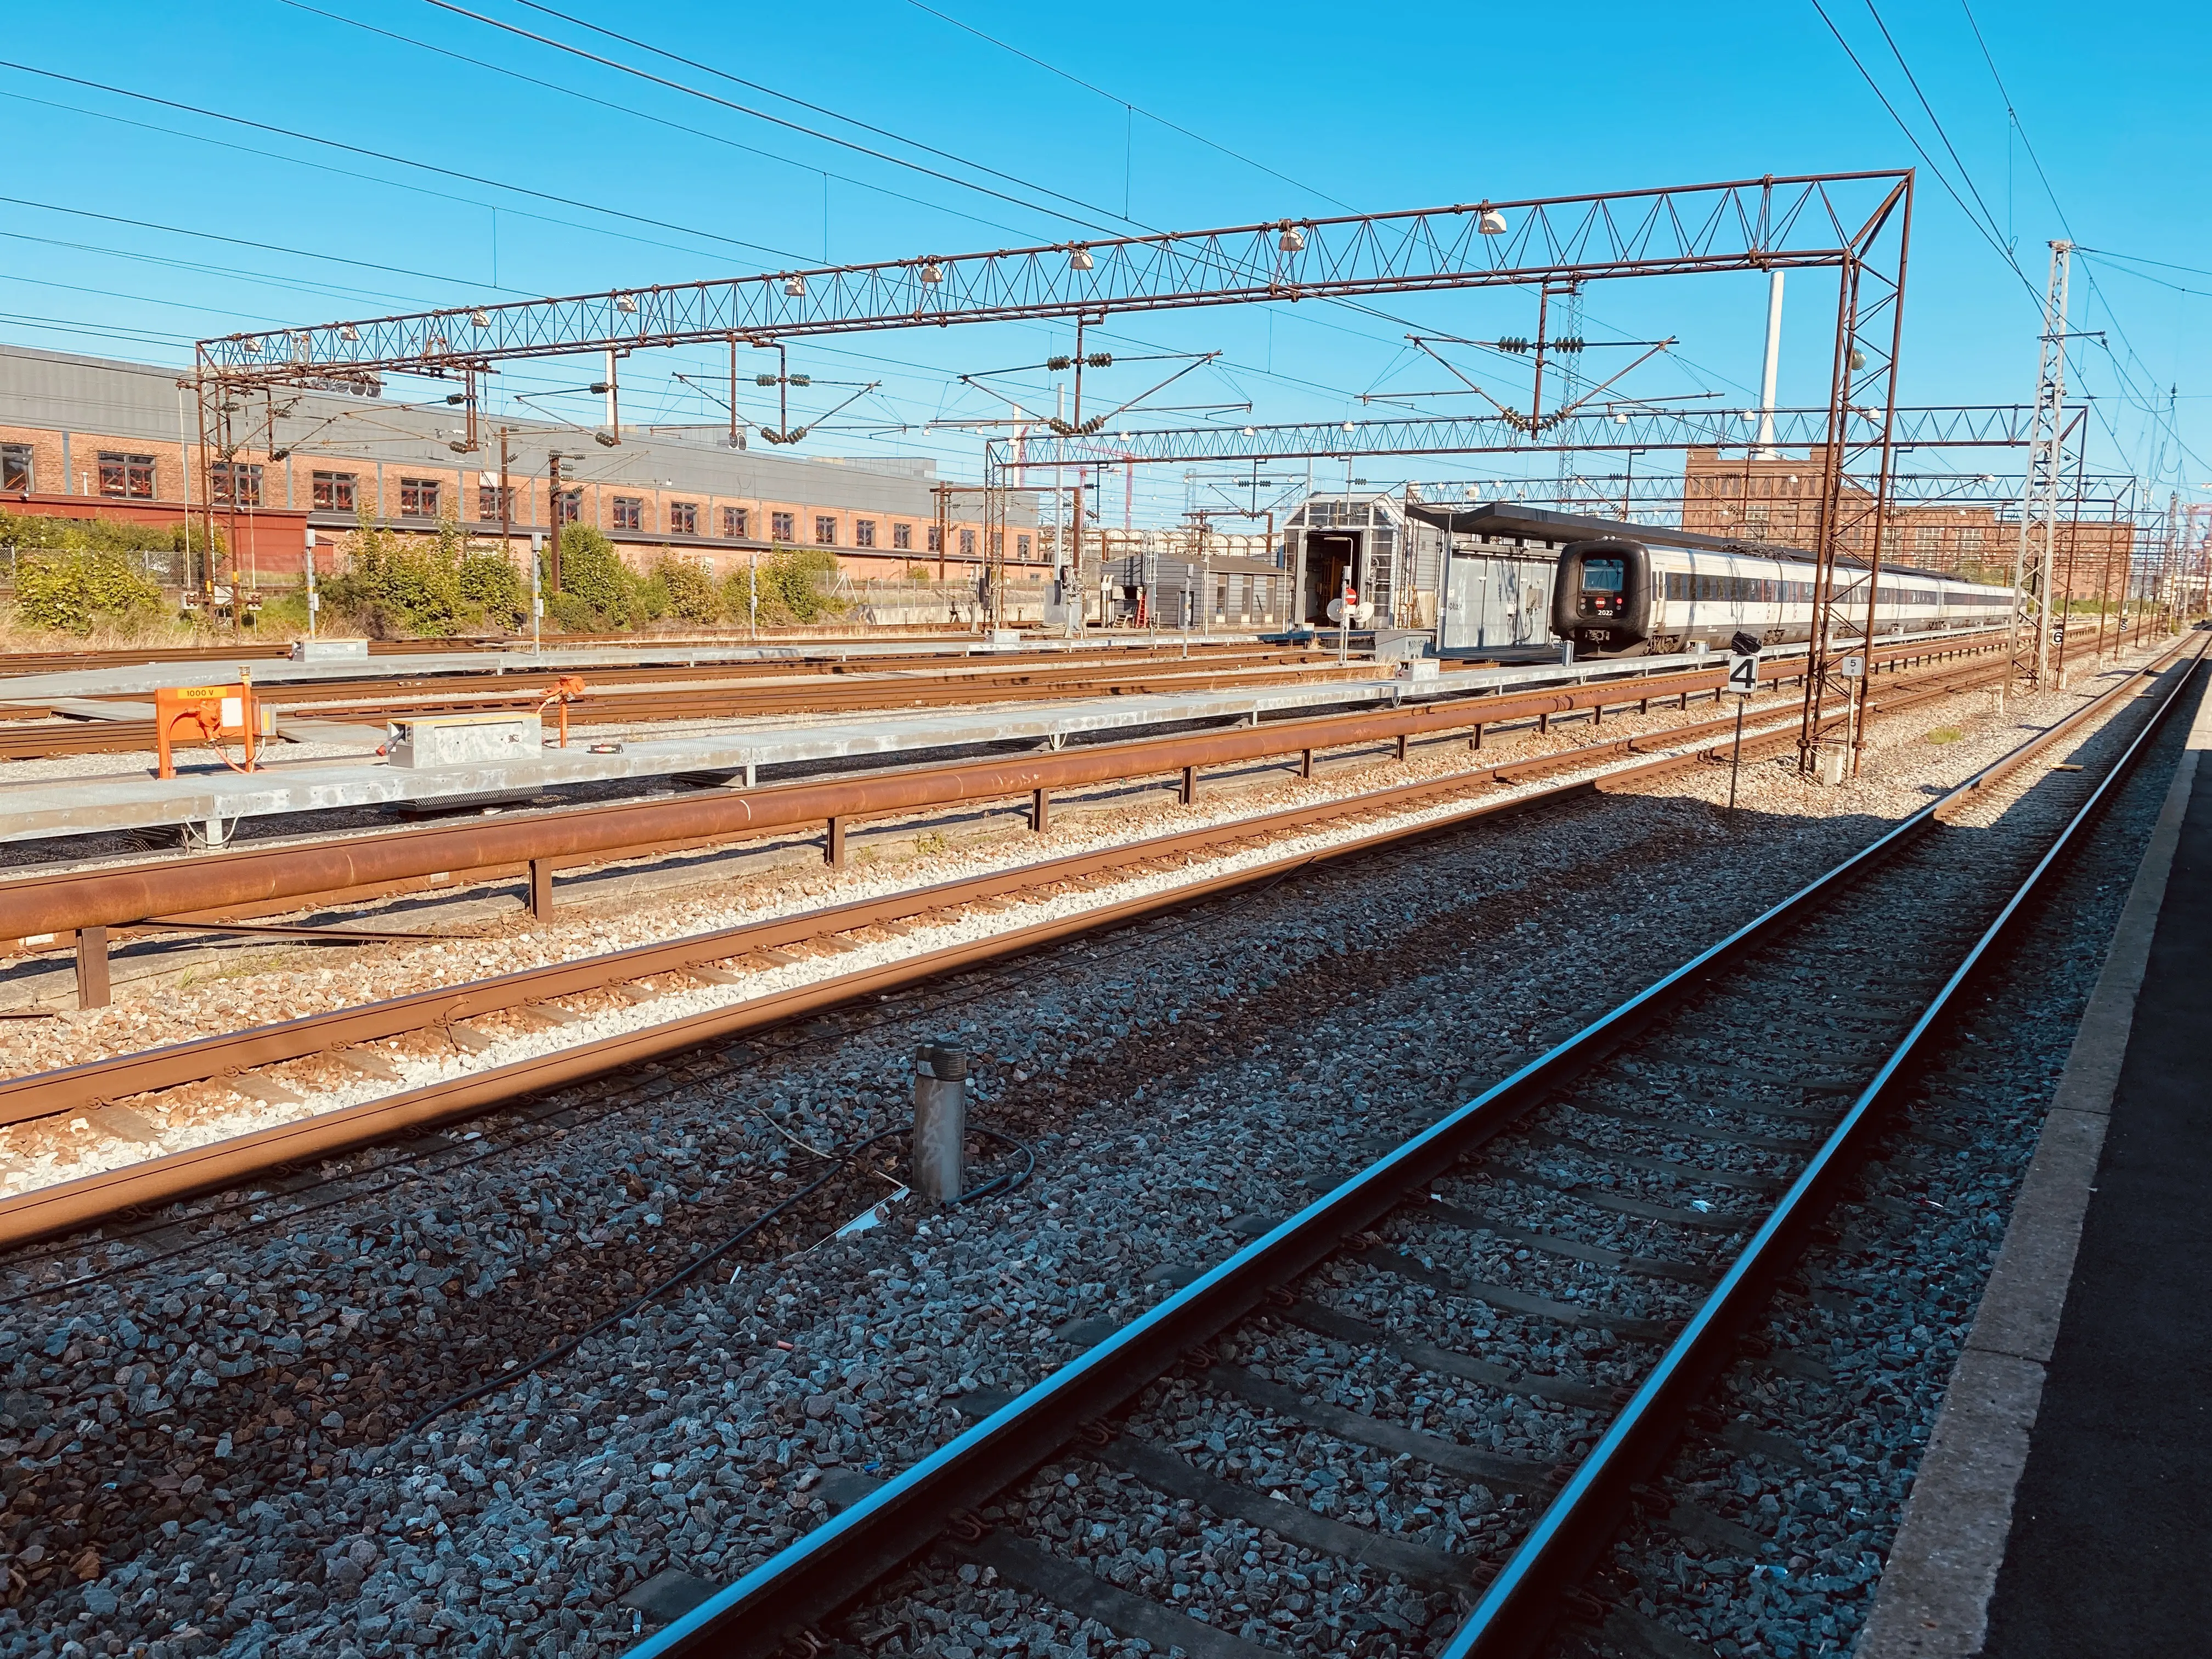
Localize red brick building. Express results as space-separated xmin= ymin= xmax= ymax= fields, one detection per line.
xmin=1679 ymin=448 xmax=2134 ymax=600
xmin=0 ymin=345 xmax=1041 ymax=594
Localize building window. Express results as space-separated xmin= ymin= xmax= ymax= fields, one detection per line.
xmin=1914 ymin=525 xmax=1943 ymax=554
xmin=815 ymin=514 xmax=838 ymax=546
xmin=892 ymin=522 xmax=912 ymax=551
xmin=1017 ymin=534 xmax=1031 ymax=560
xmin=0 ymin=443 xmax=31 ymax=492
xmin=721 ymin=506 xmax=749 ymax=539
xmin=669 ymin=501 xmax=698 ymax=535
xmin=98 ymin=452 xmax=157 ymax=500
xmin=854 ymin=518 xmax=876 ymax=548
xmin=399 ymin=476 xmax=439 ymax=516
xmin=927 ymin=524 xmax=941 ymax=553
xmin=476 ymin=483 xmax=514 ymax=521
xmin=1959 ymin=528 xmax=1986 ymax=553
xmin=958 ymin=528 xmax=976 ymax=557
xmin=771 ymin=511 xmax=795 ymax=541
xmin=612 ymin=496 xmax=644 ymax=531
xmin=308 ymin=470 xmax=357 ymax=512
xmin=556 ymin=489 xmax=582 ymax=524
xmin=210 ymin=462 xmax=263 ymax=507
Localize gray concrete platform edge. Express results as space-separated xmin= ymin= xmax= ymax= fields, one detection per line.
xmin=1852 ymin=670 xmax=2212 ymax=1659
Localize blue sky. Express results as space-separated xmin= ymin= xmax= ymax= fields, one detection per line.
xmin=2 ymin=0 xmax=2204 ymax=523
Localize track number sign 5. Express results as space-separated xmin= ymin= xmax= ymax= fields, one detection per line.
xmin=1724 ymin=651 xmax=1760 ymax=696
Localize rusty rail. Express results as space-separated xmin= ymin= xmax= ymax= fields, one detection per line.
xmin=0 ymin=642 xmax=2063 ymax=1250
xmin=0 ymin=636 xmax=2002 ymax=949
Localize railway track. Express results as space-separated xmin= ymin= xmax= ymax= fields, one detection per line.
xmin=0 ymin=642 xmax=2076 ymax=1272
xmin=0 ymin=630 xmax=1990 ymax=763
xmin=0 ymin=646 xmax=1352 ymax=760
xmin=0 ymin=630 xmax=1109 ymax=678
xmin=0 ymin=640 xmax=2178 ymax=1657
xmin=0 ymin=629 xmax=1290 ymax=678
xmin=0 ymin=632 xmax=2005 ymax=959
xmin=591 ymin=639 xmax=2200 ymax=1659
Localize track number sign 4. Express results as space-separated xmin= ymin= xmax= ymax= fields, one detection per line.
xmin=1725 ymin=651 xmax=1760 ymax=696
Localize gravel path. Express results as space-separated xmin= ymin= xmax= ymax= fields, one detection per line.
xmin=0 ymin=642 xmax=2170 ymax=1659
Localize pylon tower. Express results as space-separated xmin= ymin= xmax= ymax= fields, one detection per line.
xmin=2011 ymin=240 xmax=2072 ymax=689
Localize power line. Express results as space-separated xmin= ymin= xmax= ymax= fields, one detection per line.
xmin=2076 ymin=247 xmax=2212 ymax=283
xmin=0 ymin=192 xmax=526 ymax=294
xmin=278 ymin=0 xmax=1040 ymax=246
xmin=0 ymin=270 xmax=294 ymax=326
xmin=0 ymin=223 xmax=444 ymax=311
xmin=414 ymin=0 xmax=1127 ymax=239
xmin=1956 ymin=1 xmax=2075 ymax=239
xmin=0 ymin=59 xmax=804 ymax=269
xmin=1804 ymin=0 xmax=2040 ymax=307
xmin=504 ymin=0 xmax=1146 ymax=238
xmin=1949 ymin=4 xmax=2199 ymax=482
xmin=900 ymin=0 xmax=1353 ymax=212
xmin=1861 ymin=1 xmax=2013 ymax=260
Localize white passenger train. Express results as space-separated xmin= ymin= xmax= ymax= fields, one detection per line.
xmin=1516 ymin=509 xmax=2012 ymax=657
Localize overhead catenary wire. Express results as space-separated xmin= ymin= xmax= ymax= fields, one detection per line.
xmin=413 ymin=0 xmax=1132 ymax=241
xmin=275 ymin=0 xmax=1041 ymax=246
xmin=1804 ymin=0 xmax=2041 ymax=308
xmin=1812 ymin=0 xmax=2205 ymax=494
xmin=0 ymin=192 xmax=534 ymax=295
xmin=900 ymin=0 xmax=1355 ymax=212
xmin=500 ymin=0 xmax=1153 ymax=239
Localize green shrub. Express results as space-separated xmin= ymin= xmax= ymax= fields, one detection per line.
xmin=320 ymin=507 xmax=527 ymax=637
xmin=322 ymin=528 xmax=467 ymax=636
xmin=14 ymin=548 xmax=166 ymax=635
xmin=721 ymin=546 xmax=845 ymax=625
xmin=550 ymin=525 xmax=638 ymax=629
xmin=0 ymin=507 xmax=221 ymax=565
xmin=546 ymin=590 xmax=602 ymax=634
xmin=652 ymin=555 xmax=724 ymax=623
xmin=457 ymin=551 xmax=527 ymax=631
xmin=258 ymin=590 xmax=312 ymax=631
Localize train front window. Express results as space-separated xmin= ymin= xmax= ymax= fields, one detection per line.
xmin=1579 ymin=556 xmax=1626 ymax=618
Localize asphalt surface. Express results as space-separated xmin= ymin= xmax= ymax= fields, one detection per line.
xmin=1982 ymin=738 xmax=2212 ymax=1658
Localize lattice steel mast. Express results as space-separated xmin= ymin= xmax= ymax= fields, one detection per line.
xmin=2011 ymin=240 xmax=2072 ymax=689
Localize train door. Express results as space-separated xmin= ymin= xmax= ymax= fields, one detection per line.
xmin=1305 ymin=532 xmax=1359 ymax=622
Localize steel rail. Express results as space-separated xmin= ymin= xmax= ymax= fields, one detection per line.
xmin=0 ymin=647 xmax=2023 ymax=1251
xmin=0 ymin=757 xmax=1616 ymax=1128
xmin=0 ymin=761 xmax=1604 ymax=1250
xmin=1447 ymin=630 xmax=2206 ymax=1657
xmin=625 ymin=637 xmax=2194 ymax=1659
xmin=0 ymin=675 xmax=1855 ymax=1244
xmin=0 ymin=635 xmax=2000 ymax=946
xmin=0 ymin=659 xmax=1379 ymax=761
xmin=4 ymin=651 xmax=2016 ymax=1134
xmin=0 ymin=636 xmax=1308 ymax=676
